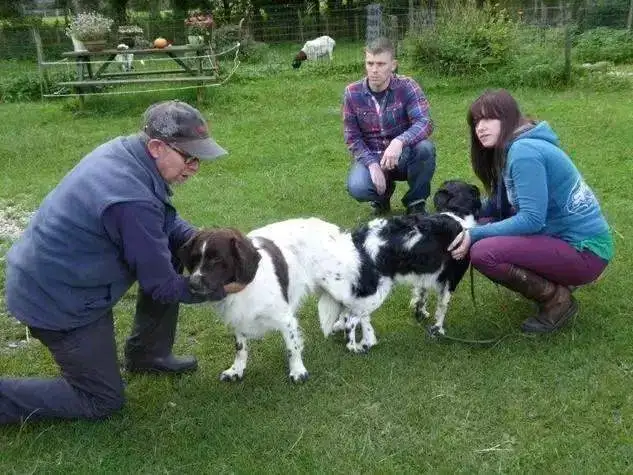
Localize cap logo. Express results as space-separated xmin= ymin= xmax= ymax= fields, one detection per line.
xmin=195 ymin=124 xmax=208 ymax=137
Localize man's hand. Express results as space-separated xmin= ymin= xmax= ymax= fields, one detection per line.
xmin=368 ymin=162 xmax=386 ymax=196
xmin=380 ymin=138 xmax=404 ymax=171
xmin=223 ymin=282 xmax=247 ymax=294
xmin=447 ymin=230 xmax=472 ymax=260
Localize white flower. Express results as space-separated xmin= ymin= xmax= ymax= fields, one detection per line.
xmin=118 ymin=25 xmax=144 ymax=35
xmin=65 ymin=12 xmax=114 ymax=41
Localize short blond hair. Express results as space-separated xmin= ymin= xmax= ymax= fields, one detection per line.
xmin=365 ymin=37 xmax=395 ymax=58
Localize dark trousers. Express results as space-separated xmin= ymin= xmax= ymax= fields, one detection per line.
xmin=0 ymin=311 xmax=125 ymax=424
xmin=346 ymin=140 xmax=437 ymax=208
xmin=0 ymin=292 xmax=180 ymax=425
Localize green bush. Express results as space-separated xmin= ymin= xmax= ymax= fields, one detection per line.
xmin=239 ymin=40 xmax=269 ymax=63
xmin=402 ymin=3 xmax=576 ymax=89
xmin=574 ymin=27 xmax=633 ymax=64
xmin=403 ymin=2 xmax=518 ymax=75
xmin=0 ymin=22 xmax=72 ymax=61
xmin=492 ymin=55 xmax=569 ymax=89
xmin=0 ymin=67 xmax=76 ymax=102
xmin=489 ymin=26 xmax=570 ymax=89
xmin=212 ymin=24 xmax=269 ymax=64
xmin=579 ymin=0 xmax=631 ymax=29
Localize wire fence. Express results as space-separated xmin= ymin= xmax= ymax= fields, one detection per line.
xmin=0 ymin=3 xmax=632 ymax=102
xmin=1 ymin=4 xmax=631 ymax=62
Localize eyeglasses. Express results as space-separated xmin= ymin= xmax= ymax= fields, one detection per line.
xmin=167 ymin=143 xmax=200 ymax=166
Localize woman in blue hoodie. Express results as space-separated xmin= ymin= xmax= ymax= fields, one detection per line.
xmin=449 ymin=89 xmax=613 ymax=333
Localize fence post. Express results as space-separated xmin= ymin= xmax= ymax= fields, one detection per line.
xmin=297 ymin=9 xmax=304 ymax=42
xmin=627 ymin=0 xmax=633 ymax=32
xmin=31 ymin=28 xmax=48 ymax=101
xmin=366 ymin=4 xmax=382 ymax=45
xmin=408 ymin=0 xmax=414 ymax=33
xmin=389 ymin=15 xmax=398 ymax=55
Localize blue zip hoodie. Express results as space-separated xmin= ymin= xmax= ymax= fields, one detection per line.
xmin=469 ymin=122 xmax=612 ymax=259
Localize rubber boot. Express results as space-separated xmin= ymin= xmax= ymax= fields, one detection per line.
xmin=124 ymin=291 xmax=197 ymax=374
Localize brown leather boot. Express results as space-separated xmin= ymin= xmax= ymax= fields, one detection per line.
xmin=495 ymin=265 xmax=577 ymax=333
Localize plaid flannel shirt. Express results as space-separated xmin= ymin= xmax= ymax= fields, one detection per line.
xmin=343 ymin=75 xmax=433 ymax=167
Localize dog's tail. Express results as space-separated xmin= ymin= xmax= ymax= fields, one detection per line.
xmin=317 ymin=292 xmax=343 ymax=337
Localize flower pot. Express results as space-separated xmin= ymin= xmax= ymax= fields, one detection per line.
xmin=187 ymin=35 xmax=205 ymax=46
xmin=82 ymin=39 xmax=108 ymax=52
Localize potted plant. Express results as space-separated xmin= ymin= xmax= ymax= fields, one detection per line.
xmin=65 ymin=12 xmax=114 ymax=51
xmin=185 ymin=12 xmax=215 ymax=46
xmin=117 ymin=24 xmax=144 ymax=48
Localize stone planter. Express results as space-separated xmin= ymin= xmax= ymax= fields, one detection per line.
xmin=70 ymin=35 xmax=87 ymax=52
xmin=82 ymin=39 xmax=108 ymax=52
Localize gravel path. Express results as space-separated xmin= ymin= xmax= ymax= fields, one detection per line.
xmin=0 ymin=203 xmax=31 ymax=241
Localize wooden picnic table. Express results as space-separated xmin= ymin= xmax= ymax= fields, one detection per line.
xmin=59 ymin=44 xmax=219 ymax=103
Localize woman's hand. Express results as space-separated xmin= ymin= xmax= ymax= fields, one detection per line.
xmin=447 ymin=230 xmax=472 ymax=260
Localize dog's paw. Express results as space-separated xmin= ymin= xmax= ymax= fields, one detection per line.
xmin=219 ymin=369 xmax=244 ymax=382
xmin=331 ymin=318 xmax=346 ymax=333
xmin=360 ymin=335 xmax=378 ymax=350
xmin=427 ymin=324 xmax=446 ymax=338
xmin=346 ymin=341 xmax=368 ymax=353
xmin=289 ymin=370 xmax=309 ymax=383
xmin=414 ymin=307 xmax=431 ymax=322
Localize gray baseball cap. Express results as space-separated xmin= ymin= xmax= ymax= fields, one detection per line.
xmin=141 ymin=100 xmax=227 ymax=160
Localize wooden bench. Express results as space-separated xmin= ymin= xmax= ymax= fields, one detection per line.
xmin=56 ymin=44 xmax=223 ymax=104
xmin=34 ymin=21 xmax=246 ymax=105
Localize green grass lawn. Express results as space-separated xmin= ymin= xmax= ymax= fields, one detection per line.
xmin=0 ymin=71 xmax=632 ymax=473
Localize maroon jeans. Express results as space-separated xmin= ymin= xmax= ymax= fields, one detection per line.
xmin=470 ymin=234 xmax=608 ymax=287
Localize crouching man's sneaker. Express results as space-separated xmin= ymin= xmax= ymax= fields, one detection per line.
xmin=406 ymin=200 xmax=427 ymax=215
xmin=370 ymin=200 xmax=391 ymax=216
xmin=125 ymin=354 xmax=198 ymax=374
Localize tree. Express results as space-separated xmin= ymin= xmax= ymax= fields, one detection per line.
xmin=68 ymin=0 xmax=101 ymax=12
xmin=109 ymin=0 xmax=129 ymax=25
xmin=0 ymin=0 xmax=34 ymax=18
xmin=169 ymin=0 xmax=213 ymax=43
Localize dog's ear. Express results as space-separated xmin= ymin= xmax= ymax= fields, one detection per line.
xmin=433 ymin=188 xmax=453 ymax=212
xmin=229 ymin=230 xmax=261 ymax=284
xmin=177 ymin=233 xmax=198 ymax=271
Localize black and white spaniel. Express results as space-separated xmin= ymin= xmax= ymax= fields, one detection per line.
xmin=179 ymin=180 xmax=481 ymax=382
xmin=332 ymin=179 xmax=482 ymax=346
xmin=291 ymin=35 xmax=335 ymax=69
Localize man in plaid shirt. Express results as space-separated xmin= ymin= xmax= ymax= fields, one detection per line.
xmin=343 ymin=37 xmax=436 ymax=215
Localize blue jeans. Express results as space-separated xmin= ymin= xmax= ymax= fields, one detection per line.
xmin=346 ymin=140 xmax=436 ymax=208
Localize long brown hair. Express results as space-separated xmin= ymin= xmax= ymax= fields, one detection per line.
xmin=467 ymin=89 xmax=527 ymax=194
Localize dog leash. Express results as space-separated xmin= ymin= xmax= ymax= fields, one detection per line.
xmin=425 ymin=269 xmax=513 ymax=345
xmin=426 ymin=325 xmax=513 ymax=346
xmin=470 ymin=264 xmax=476 ymax=306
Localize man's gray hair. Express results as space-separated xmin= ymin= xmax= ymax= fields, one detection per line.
xmin=365 ymin=37 xmax=396 ymax=58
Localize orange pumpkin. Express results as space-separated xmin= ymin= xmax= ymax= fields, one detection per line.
xmin=153 ymin=37 xmax=168 ymax=48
